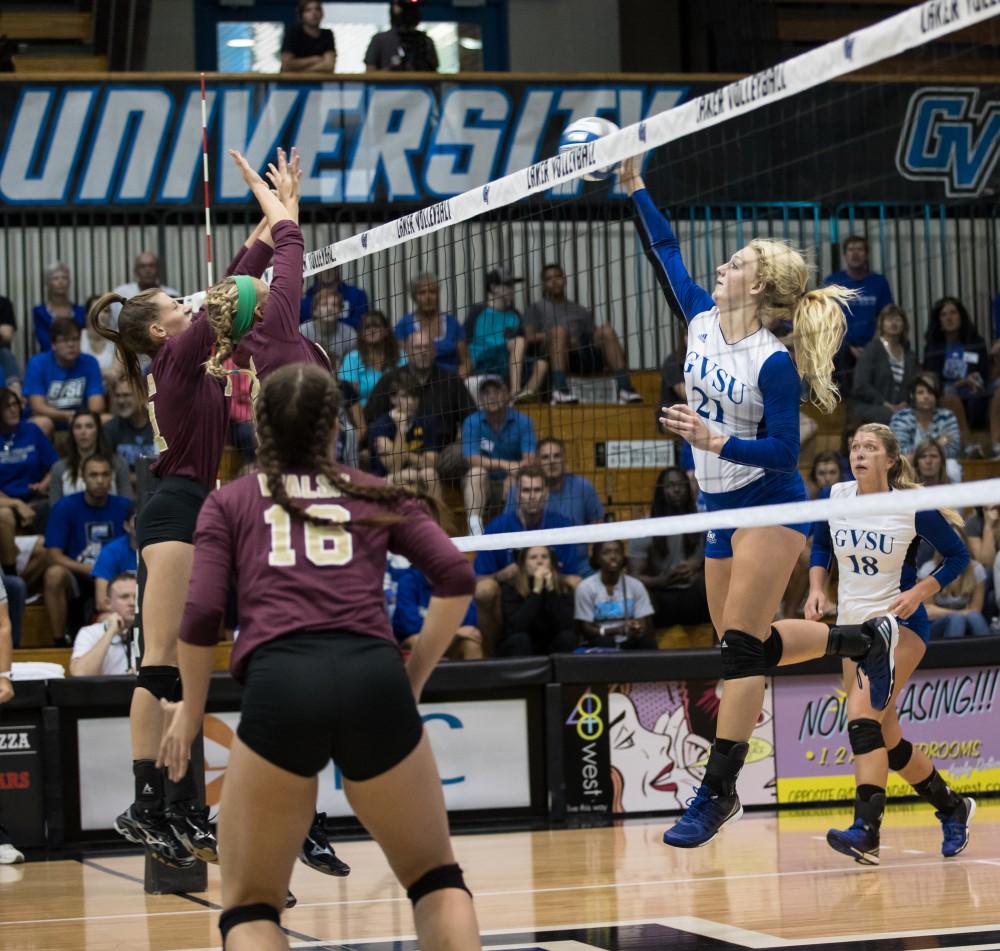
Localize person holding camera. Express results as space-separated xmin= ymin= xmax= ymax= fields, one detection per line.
xmin=575 ymin=540 xmax=656 ymax=650
xmin=497 ymin=546 xmax=576 ymax=656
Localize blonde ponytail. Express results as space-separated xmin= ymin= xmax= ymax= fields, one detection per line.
xmin=203 ymin=280 xmax=242 ymax=381
xmin=748 ymin=238 xmax=853 ymax=416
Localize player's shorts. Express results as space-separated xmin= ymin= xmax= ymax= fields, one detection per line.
xmin=897 ymin=605 xmax=930 ymax=643
xmin=567 ymin=336 xmax=605 ymax=375
xmin=702 ymin=471 xmax=810 ymax=560
xmin=238 ymin=629 xmax=424 ymax=781
xmin=137 ymin=477 xmax=209 ymax=548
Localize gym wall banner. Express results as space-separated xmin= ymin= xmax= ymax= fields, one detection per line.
xmin=77 ymin=699 xmax=532 ymax=830
xmin=773 ymin=666 xmax=1000 ymax=805
xmin=563 ymin=679 xmax=776 ymax=816
xmin=0 ymin=77 xmax=995 ymax=209
xmin=0 ymin=716 xmax=44 ymax=847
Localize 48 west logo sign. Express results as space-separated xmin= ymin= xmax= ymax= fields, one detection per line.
xmin=896 ymin=87 xmax=1000 ymax=197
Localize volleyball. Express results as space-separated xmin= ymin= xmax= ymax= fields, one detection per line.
xmin=558 ymin=116 xmax=620 ymax=181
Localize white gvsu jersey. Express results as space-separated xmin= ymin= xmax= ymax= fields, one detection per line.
xmin=684 ymin=308 xmax=792 ymax=494
xmin=824 ymin=481 xmax=919 ymax=625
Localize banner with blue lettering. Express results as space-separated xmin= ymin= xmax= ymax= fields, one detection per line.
xmin=0 ymin=77 xmax=996 ymax=208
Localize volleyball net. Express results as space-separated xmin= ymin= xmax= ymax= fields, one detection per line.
xmin=280 ymin=1 xmax=1000 ymax=546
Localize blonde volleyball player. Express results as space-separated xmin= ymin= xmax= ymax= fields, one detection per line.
xmin=620 ymin=155 xmax=900 ymax=848
xmin=804 ymin=423 xmax=973 ymax=864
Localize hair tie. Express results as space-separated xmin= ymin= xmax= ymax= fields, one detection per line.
xmin=230 ymin=276 xmax=258 ymax=342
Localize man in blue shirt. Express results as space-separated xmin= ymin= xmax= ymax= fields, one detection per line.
xmin=43 ymin=454 xmax=130 ymax=643
xmin=300 ymin=266 xmax=368 ymax=330
xmin=473 ymin=463 xmax=583 ymax=655
xmin=92 ymin=504 xmax=137 ymax=611
xmin=823 ymin=235 xmax=894 ymax=384
xmin=24 ymin=317 xmax=105 ymax=437
xmin=461 ymin=374 xmax=537 ymax=535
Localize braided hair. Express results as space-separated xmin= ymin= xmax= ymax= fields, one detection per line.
xmin=255 ymin=363 xmax=442 ymax=527
xmin=204 ymin=280 xmax=243 ymax=381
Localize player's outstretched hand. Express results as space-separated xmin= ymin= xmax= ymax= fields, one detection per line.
xmin=229 ymin=150 xmax=267 ymax=192
xmin=156 ymin=698 xmax=198 ymax=783
xmin=618 ymin=154 xmax=645 ymax=196
xmin=266 ymin=147 xmax=296 ymax=206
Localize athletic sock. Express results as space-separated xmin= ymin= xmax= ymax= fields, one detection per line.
xmin=164 ymin=767 xmax=199 ymax=809
xmin=826 ymin=623 xmax=870 ymax=660
xmin=913 ymin=769 xmax=962 ymax=813
xmin=133 ymin=759 xmax=163 ymax=815
xmin=854 ymin=784 xmax=886 ymax=828
xmin=702 ymin=738 xmax=748 ymax=797
xmin=614 ymin=369 xmax=633 ymax=391
xmin=552 ymin=370 xmax=568 ymax=390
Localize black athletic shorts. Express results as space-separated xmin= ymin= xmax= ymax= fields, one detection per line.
xmin=137 ymin=476 xmax=209 ymax=548
xmin=568 ymin=336 xmax=605 ymax=375
xmin=238 ymin=630 xmax=424 ymax=781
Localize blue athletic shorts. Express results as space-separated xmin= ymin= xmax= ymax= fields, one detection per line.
xmin=702 ymin=472 xmax=810 ymax=560
xmin=896 ymin=605 xmax=930 ymax=643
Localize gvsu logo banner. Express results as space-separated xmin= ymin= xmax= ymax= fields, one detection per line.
xmin=896 ymin=87 xmax=1000 ymax=197
xmin=0 ymin=80 xmax=686 ymax=207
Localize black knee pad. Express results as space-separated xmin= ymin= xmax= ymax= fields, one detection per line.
xmin=218 ymin=902 xmax=280 ymax=944
xmin=136 ymin=665 xmax=179 ymax=702
xmin=848 ymin=718 xmax=885 ymax=756
xmin=406 ymin=863 xmax=471 ymax=905
xmin=887 ymin=738 xmax=913 ymax=772
xmin=763 ymin=626 xmax=784 ymax=668
xmin=720 ymin=629 xmax=767 ymax=679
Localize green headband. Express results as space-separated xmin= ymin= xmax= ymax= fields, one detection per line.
xmin=230 ymin=276 xmax=257 ymax=342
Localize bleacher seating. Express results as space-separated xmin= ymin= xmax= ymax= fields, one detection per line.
xmin=0 ymin=8 xmax=108 ymax=73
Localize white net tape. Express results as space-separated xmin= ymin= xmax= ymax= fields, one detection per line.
xmin=295 ymin=1 xmax=1000 ymax=277
xmin=453 ymin=478 xmax=1000 ymax=552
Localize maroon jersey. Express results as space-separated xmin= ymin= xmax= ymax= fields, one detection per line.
xmin=226 ymin=237 xmax=273 ymax=280
xmin=147 ymin=314 xmax=230 ymax=488
xmin=233 ymin=220 xmax=330 ymax=380
xmin=179 ymin=465 xmax=475 ymax=680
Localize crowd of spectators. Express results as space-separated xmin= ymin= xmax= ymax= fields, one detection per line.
xmin=4 ymin=231 xmax=999 ymax=669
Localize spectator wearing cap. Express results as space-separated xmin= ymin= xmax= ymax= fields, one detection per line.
xmin=395 ymin=272 xmax=471 ymax=378
xmin=280 ymin=0 xmax=336 ymax=74
xmin=461 ymin=375 xmax=536 ymax=535
xmin=465 ymin=267 xmax=548 ymax=402
xmin=524 ymin=262 xmax=641 ymax=405
xmin=300 ymin=266 xmax=368 ymax=330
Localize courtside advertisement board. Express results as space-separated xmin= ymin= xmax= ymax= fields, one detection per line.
xmin=773 ymin=666 xmax=1000 ymax=804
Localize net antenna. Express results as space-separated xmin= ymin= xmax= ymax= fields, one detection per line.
xmin=200 ymin=71 xmax=215 ymax=288
xmin=298 ymin=1 xmax=1000 ymax=276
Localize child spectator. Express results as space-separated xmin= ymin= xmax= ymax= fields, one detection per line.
xmin=338 ymin=310 xmax=403 ymax=406
xmin=913 ymin=438 xmax=951 ymax=487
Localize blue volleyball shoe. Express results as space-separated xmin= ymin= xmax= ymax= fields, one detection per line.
xmin=858 ymin=615 xmax=899 ymax=710
xmin=827 ymin=819 xmax=880 ymax=865
xmin=662 ymin=785 xmax=743 ymax=849
xmin=938 ymin=796 xmax=976 ymax=857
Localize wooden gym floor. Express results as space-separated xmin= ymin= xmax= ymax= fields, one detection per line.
xmin=2 ymin=800 xmax=999 ymax=950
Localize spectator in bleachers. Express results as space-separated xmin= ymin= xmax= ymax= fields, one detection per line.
xmin=890 ymin=373 xmax=962 ymax=483
xmin=223 ymin=358 xmax=256 ymax=474
xmin=806 ymin=450 xmax=845 ymax=498
xmin=23 ymin=317 xmax=104 ymax=437
xmin=848 ymin=304 xmax=917 ymax=426
xmin=396 ymin=272 xmax=471 ymax=378
xmin=92 ymin=504 xmax=136 ymax=612
xmin=823 ymin=235 xmax=894 ymax=385
xmin=368 ymin=367 xmax=442 ymax=499
xmin=0 ymin=387 xmax=55 ymax=520
xmin=69 ymin=573 xmax=136 ymax=676
xmin=466 ymin=267 xmax=547 ymax=402
xmin=280 ymin=0 xmax=336 ymax=73
xmin=103 ymin=377 xmax=155 ymax=480
xmin=0 ymin=292 xmax=15 ymax=348
xmin=921 ymin=532 xmax=989 ymax=639
xmin=393 ymin=564 xmax=483 ymax=659
xmin=965 ymin=505 xmax=998 ymax=571
xmin=923 ymin=296 xmax=990 ymax=454
xmin=336 ymin=380 xmax=363 ymax=469
xmin=110 ymin=251 xmax=178 ymax=329
xmin=43 ymin=454 xmax=131 ymax=643
xmin=659 ymin=342 xmax=686 ymax=411
xmin=81 ymin=295 xmax=123 ymax=389
xmin=338 ymin=310 xmax=403 ymax=406
xmin=365 ymin=0 xmax=439 ymax=71
xmin=497 ymin=546 xmax=576 ymax=656
xmin=300 ymin=266 xmax=368 ymax=330
xmin=0 ymin=568 xmax=24 ymax=653
xmin=473 ymin=464 xmax=581 ymax=652
xmin=49 ymin=411 xmax=132 ymax=504
xmin=575 ymin=540 xmax=656 ymax=649
xmin=300 ymin=283 xmax=357 ymax=367
xmin=524 ymin=262 xmax=641 ymax=405
xmin=629 ymin=467 xmax=709 ymax=629
xmin=913 ymin=438 xmax=951 ymax=487
xmin=32 ymin=262 xmax=86 ymax=353
xmin=0 ymin=346 xmax=22 ymax=396
xmin=462 ymin=375 xmax=536 ymax=535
